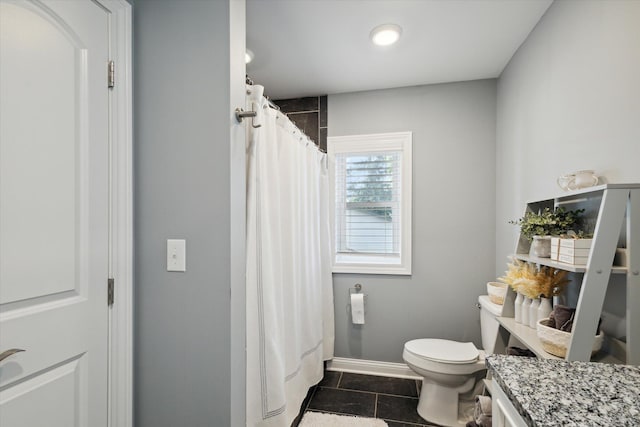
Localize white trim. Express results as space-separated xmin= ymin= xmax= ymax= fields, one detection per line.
xmin=229 ymin=0 xmax=247 ymax=425
xmin=99 ymin=1 xmax=133 ymax=426
xmin=326 ymin=357 xmax=421 ymax=380
xmin=328 ymin=131 xmax=412 ymax=275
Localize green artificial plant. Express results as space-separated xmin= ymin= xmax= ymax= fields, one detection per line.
xmin=510 ymin=207 xmax=584 ymax=241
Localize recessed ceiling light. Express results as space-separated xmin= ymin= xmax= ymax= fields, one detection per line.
xmin=370 ymin=24 xmax=402 ymax=46
xmin=245 ymin=49 xmax=254 ymax=64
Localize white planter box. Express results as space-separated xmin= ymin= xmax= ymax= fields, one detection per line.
xmin=559 ymin=247 xmax=590 ymax=257
xmin=558 ymin=254 xmax=589 ymax=265
xmin=556 ymin=238 xmax=591 ymax=264
xmin=559 ymin=238 xmax=593 ymax=249
xmin=550 ymin=237 xmax=560 ymax=261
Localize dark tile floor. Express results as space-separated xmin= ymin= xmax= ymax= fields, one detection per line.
xmin=292 ymin=370 xmax=439 ymax=427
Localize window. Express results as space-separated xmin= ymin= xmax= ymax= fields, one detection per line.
xmin=328 ymin=132 xmax=412 ymax=275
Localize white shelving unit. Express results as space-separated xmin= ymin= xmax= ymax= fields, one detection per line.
xmin=512 ymin=254 xmax=628 ymax=275
xmin=494 ymin=184 xmax=640 ymax=365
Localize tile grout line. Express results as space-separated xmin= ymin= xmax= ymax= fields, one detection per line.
xmin=383 ymin=417 xmax=429 ymax=427
xmin=332 ymin=387 xmax=418 ymax=399
xmin=309 ymin=409 xmax=378 ymax=419
xmin=314 ymin=387 xmax=378 ymax=397
xmin=304 ymin=386 xmax=318 ymax=413
xmin=377 ymin=390 xmax=418 ymax=399
xmin=373 ymin=393 xmax=378 ymax=418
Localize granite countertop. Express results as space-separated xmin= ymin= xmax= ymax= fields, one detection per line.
xmin=486 ymin=355 xmax=640 ymax=426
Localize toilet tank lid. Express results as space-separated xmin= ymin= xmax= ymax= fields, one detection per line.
xmin=478 ymin=295 xmax=504 ymax=316
xmin=404 ymin=339 xmax=479 ymax=364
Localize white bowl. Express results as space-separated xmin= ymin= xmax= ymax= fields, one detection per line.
xmin=487 ymin=282 xmax=508 ymax=305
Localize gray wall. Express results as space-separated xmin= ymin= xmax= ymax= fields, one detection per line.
xmin=329 ymin=80 xmax=497 ymax=362
xmin=495 ymin=0 xmax=640 ymax=325
xmin=134 ymin=1 xmax=245 ymax=425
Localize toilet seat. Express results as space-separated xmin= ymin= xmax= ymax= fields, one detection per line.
xmin=403 ymin=339 xmax=485 ymax=376
xmin=405 ymin=339 xmax=479 ymax=364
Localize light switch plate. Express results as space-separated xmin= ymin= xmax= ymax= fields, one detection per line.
xmin=167 ymin=239 xmax=186 ymax=272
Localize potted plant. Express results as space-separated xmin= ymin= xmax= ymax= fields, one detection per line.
xmin=510 ymin=207 xmax=584 ymax=257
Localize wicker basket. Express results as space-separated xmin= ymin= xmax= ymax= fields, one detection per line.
xmin=536 ymin=318 xmax=604 ymax=358
xmin=487 ymin=282 xmax=508 ymax=305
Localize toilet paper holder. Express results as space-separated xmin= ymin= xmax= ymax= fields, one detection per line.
xmin=348 ymin=283 xmax=368 ymax=299
xmin=348 ymin=284 xmax=367 ymax=324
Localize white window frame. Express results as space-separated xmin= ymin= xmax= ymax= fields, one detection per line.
xmin=328 ymin=131 xmax=412 ymax=275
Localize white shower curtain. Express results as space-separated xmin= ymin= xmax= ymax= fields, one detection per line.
xmin=245 ymin=85 xmax=334 ymax=427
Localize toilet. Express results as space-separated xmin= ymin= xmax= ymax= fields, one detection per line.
xmin=403 ymin=295 xmax=503 ymax=426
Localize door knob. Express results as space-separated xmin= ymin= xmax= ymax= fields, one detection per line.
xmin=0 ymin=349 xmax=25 ymax=362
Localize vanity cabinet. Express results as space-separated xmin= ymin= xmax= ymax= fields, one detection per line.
xmin=486 ymin=355 xmax=640 ymax=426
xmin=491 ymin=379 xmax=527 ymax=427
xmin=495 ymin=184 xmax=640 ymax=364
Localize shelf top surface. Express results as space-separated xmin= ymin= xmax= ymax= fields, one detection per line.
xmin=497 ymin=316 xmax=625 ymax=364
xmin=497 ymin=316 xmax=562 ymax=360
xmin=527 ymin=183 xmax=640 ymax=204
xmin=512 ymin=254 xmax=627 ymax=274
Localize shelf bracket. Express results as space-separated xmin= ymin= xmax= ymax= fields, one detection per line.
xmin=626 ymin=189 xmax=640 ymax=365
xmin=566 ymin=188 xmax=629 ymax=361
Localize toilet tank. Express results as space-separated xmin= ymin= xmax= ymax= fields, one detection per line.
xmin=478 ymin=295 xmax=504 ymax=354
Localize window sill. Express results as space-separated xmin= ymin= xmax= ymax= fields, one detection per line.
xmin=332 ymin=265 xmax=411 ymax=275
xmin=333 ymin=254 xmax=411 ymax=275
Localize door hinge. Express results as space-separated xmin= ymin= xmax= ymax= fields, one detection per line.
xmin=108 ymin=278 xmax=115 ymax=306
xmin=108 ymin=60 xmax=115 ymax=89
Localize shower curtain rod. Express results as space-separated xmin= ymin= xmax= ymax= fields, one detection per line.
xmin=246 ymin=75 xmax=280 ymax=111
xmin=244 ymin=75 xmax=326 ymax=154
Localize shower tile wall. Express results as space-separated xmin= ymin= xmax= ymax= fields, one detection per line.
xmin=274 ymin=95 xmax=328 ymax=151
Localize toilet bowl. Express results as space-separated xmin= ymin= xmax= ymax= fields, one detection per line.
xmin=402 ymin=295 xmax=503 ymax=426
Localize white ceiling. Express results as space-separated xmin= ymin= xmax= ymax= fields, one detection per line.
xmin=246 ymin=0 xmax=553 ymax=99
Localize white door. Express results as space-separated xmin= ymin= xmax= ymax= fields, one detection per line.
xmin=0 ymin=0 xmax=110 ymax=426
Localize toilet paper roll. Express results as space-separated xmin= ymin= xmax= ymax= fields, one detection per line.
xmin=351 ymin=293 xmax=365 ymax=325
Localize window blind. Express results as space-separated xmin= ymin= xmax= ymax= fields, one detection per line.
xmin=335 ymin=151 xmax=401 ymax=255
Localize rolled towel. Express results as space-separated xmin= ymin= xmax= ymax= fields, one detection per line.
xmin=551 ymin=305 xmax=602 ymax=334
xmin=476 ymin=414 xmax=492 ymax=427
xmin=507 ymin=346 xmax=536 ymax=357
xmin=473 ymin=396 xmax=491 ymax=425
xmin=551 ymin=305 xmax=576 ymax=332
xmin=473 ymin=395 xmax=492 ymax=427
xmin=475 ymin=395 xmax=491 ymax=416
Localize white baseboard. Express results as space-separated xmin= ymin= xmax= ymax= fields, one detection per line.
xmin=326 ymin=357 xmax=421 ymax=380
